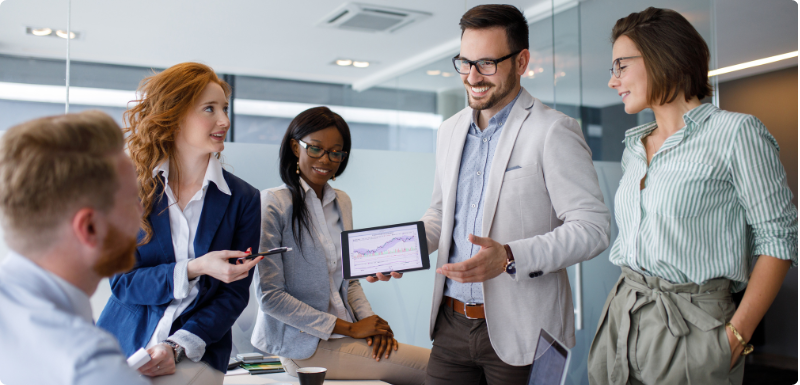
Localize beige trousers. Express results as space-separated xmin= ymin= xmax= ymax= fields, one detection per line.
xmin=150 ymin=359 xmax=224 ymax=385
xmin=588 ymin=267 xmax=745 ymax=385
xmin=281 ymin=337 xmax=430 ymax=385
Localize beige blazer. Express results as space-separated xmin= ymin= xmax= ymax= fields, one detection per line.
xmin=421 ymin=88 xmax=610 ymax=366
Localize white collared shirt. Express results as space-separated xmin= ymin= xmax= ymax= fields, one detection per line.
xmin=299 ymin=178 xmax=353 ymax=337
xmin=145 ymin=155 xmax=231 ymax=361
xmin=0 ymin=251 xmax=148 ymax=385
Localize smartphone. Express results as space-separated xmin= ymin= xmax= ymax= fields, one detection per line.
xmin=240 ymin=247 xmax=292 ymax=260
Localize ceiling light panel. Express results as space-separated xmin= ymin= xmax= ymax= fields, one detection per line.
xmin=55 ymin=30 xmax=77 ymax=39
xmin=26 ymin=26 xmax=79 ymax=39
xmin=29 ymin=27 xmax=52 ymax=36
xmin=708 ymin=51 xmax=798 ymax=77
xmin=318 ymin=2 xmax=431 ymax=33
xmin=332 ymin=59 xmax=372 ymax=68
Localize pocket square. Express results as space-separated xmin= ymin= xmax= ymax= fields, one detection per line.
xmin=505 ymin=165 xmax=521 ymax=172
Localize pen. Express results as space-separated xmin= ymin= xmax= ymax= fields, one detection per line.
xmin=239 ymin=247 xmax=292 ymax=261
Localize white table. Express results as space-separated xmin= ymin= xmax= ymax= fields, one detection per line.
xmin=223 ymin=371 xmax=387 ymax=385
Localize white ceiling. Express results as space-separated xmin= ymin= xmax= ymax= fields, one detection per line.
xmin=0 ymin=0 xmax=796 ymax=108
xmin=713 ymin=0 xmax=797 ymax=82
xmin=0 ymin=0 xmax=543 ymax=83
xmin=382 ymin=0 xmax=799 ymax=107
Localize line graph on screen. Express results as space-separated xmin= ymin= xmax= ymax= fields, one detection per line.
xmin=347 ymin=224 xmax=423 ymax=276
xmin=352 ymin=235 xmax=417 ymax=258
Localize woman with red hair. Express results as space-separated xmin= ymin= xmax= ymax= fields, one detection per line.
xmin=98 ymin=62 xmax=262 ymax=385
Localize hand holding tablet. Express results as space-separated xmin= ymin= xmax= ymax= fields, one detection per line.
xmin=341 ymin=221 xmax=430 ymax=280
xmin=367 ymin=271 xmax=404 ymax=282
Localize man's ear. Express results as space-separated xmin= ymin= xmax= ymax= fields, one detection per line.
xmin=516 ymin=49 xmax=531 ymax=76
xmin=72 ymin=208 xmax=100 ymax=248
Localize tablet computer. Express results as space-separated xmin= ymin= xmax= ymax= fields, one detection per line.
xmin=527 ymin=329 xmax=571 ymax=385
xmin=341 ymin=221 xmax=429 ymax=280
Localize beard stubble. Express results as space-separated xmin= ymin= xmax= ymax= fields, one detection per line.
xmin=93 ymin=224 xmax=138 ymax=277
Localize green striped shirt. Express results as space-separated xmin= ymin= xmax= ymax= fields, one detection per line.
xmin=609 ymin=103 xmax=797 ymax=292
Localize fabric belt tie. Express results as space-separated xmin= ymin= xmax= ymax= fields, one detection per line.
xmin=609 ymin=268 xmax=729 ymax=385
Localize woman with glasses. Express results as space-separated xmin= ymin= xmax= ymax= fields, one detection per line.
xmin=588 ymin=8 xmax=796 ymax=385
xmin=251 ymin=107 xmax=430 ymax=385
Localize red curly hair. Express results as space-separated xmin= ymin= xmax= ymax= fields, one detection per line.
xmin=124 ymin=62 xmax=231 ymax=245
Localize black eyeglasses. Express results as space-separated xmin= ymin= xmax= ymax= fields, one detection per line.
xmin=609 ymin=56 xmax=641 ymax=78
xmin=297 ymin=139 xmax=348 ymax=163
xmin=452 ymin=51 xmax=522 ymax=76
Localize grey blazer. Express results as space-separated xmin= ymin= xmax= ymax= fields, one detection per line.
xmin=421 ymin=88 xmax=611 ymax=365
xmin=251 ymin=185 xmax=375 ymax=359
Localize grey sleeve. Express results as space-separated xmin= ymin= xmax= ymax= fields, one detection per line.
xmin=420 ymin=126 xmax=445 ymax=254
xmin=74 ymin=336 xmax=151 ymax=385
xmin=168 ymin=330 xmax=206 ymax=362
xmin=509 ymin=116 xmax=611 ymax=278
xmin=347 ymin=280 xmax=375 ymax=320
xmin=256 ymin=191 xmax=338 ymax=340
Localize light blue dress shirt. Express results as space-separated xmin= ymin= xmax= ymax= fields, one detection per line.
xmin=0 ymin=251 xmax=149 ymax=385
xmin=444 ymin=90 xmax=521 ymax=304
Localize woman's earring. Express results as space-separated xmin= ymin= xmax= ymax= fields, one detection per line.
xmin=296 ymin=161 xmax=300 ymax=175
xmin=332 ymin=175 xmax=336 ymax=181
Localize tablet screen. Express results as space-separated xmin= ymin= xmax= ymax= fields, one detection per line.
xmin=345 ymin=223 xmax=425 ymax=278
xmin=528 ymin=329 xmax=571 ymax=385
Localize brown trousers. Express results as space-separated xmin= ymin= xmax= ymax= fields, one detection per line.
xmin=588 ymin=267 xmax=745 ymax=385
xmin=426 ymin=305 xmax=532 ymax=385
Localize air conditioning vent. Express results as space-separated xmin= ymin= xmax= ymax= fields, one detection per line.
xmin=318 ymin=3 xmax=431 ymax=33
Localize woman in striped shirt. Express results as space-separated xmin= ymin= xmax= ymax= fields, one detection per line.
xmin=588 ymin=8 xmax=797 ymax=385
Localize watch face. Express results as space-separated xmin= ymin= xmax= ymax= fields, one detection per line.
xmin=506 ymin=261 xmax=516 ymax=275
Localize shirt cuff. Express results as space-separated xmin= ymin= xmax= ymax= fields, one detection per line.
xmin=322 ymin=313 xmax=338 ymax=341
xmin=173 ymin=260 xmax=199 ymax=299
xmin=168 ymin=330 xmax=206 ymax=363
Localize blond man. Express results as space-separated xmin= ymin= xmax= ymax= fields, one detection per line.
xmin=0 ymin=111 xmax=149 ymax=385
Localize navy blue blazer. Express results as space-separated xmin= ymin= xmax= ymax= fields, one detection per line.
xmin=97 ymin=169 xmax=260 ymax=373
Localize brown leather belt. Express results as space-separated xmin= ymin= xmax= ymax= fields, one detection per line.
xmin=444 ymin=296 xmax=485 ymax=319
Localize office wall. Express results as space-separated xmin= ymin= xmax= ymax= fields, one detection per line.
xmin=719 ymin=66 xmax=798 ymax=206
xmin=216 ymin=148 xmax=625 ymax=385
xmin=217 ymin=143 xmax=440 ymax=353
xmin=599 ymin=104 xmax=638 ymax=162
xmin=718 ymin=66 xmax=798 ymax=359
xmin=0 ymin=139 xmax=623 ymax=385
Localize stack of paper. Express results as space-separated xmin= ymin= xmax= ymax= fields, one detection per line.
xmin=235 ymin=353 xmax=280 ymax=364
xmin=231 ymin=353 xmax=284 ymax=375
xmin=240 ymin=361 xmax=284 ymax=375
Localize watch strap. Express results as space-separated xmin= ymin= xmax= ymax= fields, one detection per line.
xmin=162 ymin=339 xmax=186 ymax=363
xmin=503 ymin=244 xmax=516 ymax=274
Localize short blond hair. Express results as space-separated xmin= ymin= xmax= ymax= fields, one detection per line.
xmin=0 ymin=110 xmax=124 ymax=250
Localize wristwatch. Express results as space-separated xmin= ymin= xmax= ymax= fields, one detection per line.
xmin=503 ymin=244 xmax=516 ymax=275
xmin=162 ymin=340 xmax=186 ymax=364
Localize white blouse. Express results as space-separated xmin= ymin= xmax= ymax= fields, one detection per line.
xmin=299 ymin=178 xmax=353 ymax=337
xmin=145 ymin=156 xmax=231 ymax=361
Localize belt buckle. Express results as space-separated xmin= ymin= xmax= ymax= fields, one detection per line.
xmin=463 ymin=302 xmax=479 ymax=320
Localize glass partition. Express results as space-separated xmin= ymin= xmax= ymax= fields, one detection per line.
xmin=564 ymin=2 xmax=714 ymax=384
xmin=232 ymin=75 xmax=441 ymax=152
xmin=0 ymin=1 xmax=717 ymax=383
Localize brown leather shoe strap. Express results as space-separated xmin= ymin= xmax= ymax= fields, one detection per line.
xmin=444 ymin=296 xmax=485 ymax=319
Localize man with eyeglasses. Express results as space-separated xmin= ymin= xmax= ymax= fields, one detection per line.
xmin=368 ymin=4 xmax=610 ymax=384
